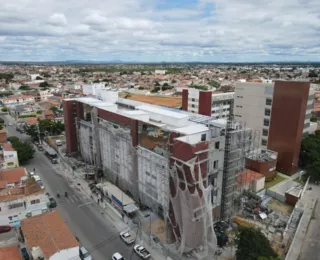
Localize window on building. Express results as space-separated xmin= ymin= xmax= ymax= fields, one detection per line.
xmin=30 ymin=199 xmax=40 ymax=205
xmin=192 ymin=104 xmax=195 ymax=108
xmin=266 ymin=98 xmax=272 ymax=106
xmin=263 ymin=129 xmax=268 ymax=136
xmin=215 ymin=141 xmax=220 ymax=149
xmin=213 ymin=160 xmax=219 ymax=169
xmin=191 ymin=98 xmax=195 ymax=102
xmin=146 ymin=171 xmax=151 ymax=176
xmin=265 ymin=108 xmax=271 ymax=116
xmin=201 ymin=134 xmax=206 ymax=141
xmin=264 ymin=118 xmax=270 ymax=126
xmin=7 ymin=162 xmax=14 ymax=166
xmin=0 ymin=207 xmax=1 ymax=211
xmin=261 ymin=139 xmax=267 ymax=146
xmin=8 ymin=203 xmax=23 ymax=209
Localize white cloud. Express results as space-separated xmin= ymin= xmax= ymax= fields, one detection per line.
xmin=48 ymin=13 xmax=68 ymax=26
xmin=0 ymin=0 xmax=319 ymax=61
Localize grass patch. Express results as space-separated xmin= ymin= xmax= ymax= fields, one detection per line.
xmin=265 ymin=174 xmax=286 ymax=189
xmin=293 ymin=175 xmax=307 ymax=185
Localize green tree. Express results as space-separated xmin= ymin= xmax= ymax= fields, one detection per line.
xmin=7 ymin=136 xmax=35 ymax=164
xmin=39 ymin=81 xmax=49 ymax=88
xmin=311 ymin=114 xmax=317 ymax=122
xmin=309 ymin=70 xmax=318 ymax=78
xmin=93 ymin=79 xmax=100 ymax=83
xmin=19 ymin=85 xmax=30 ymax=90
xmin=0 ymin=124 xmax=3 ymax=130
xmin=1 ymin=107 xmax=8 ymax=112
xmin=50 ymin=106 xmax=59 ymax=115
xmin=235 ymin=227 xmax=278 ymax=260
xmin=35 ymin=76 xmax=43 ymax=80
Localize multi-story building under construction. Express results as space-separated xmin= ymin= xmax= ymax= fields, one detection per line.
xmin=63 ymin=96 xmax=227 ymax=258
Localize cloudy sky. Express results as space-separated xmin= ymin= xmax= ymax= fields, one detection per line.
xmin=0 ymin=0 xmax=319 ymax=62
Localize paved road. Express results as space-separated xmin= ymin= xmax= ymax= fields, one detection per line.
xmin=2 ymin=115 xmax=140 ymax=260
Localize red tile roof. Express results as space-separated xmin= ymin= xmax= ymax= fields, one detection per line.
xmin=3 ymin=143 xmax=14 ymax=151
xmin=237 ymin=169 xmax=264 ymax=187
xmin=0 ymin=246 xmax=21 ymax=260
xmin=24 ymin=117 xmax=38 ymax=125
xmin=0 ymin=168 xmax=27 ymax=184
xmin=21 ymin=211 xmax=79 ymax=259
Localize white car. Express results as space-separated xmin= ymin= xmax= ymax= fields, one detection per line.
xmin=55 ymin=139 xmax=62 ymax=146
xmin=120 ymin=231 xmax=135 ymax=245
xmin=134 ymin=245 xmax=150 ymax=259
xmin=8 ymin=122 xmax=12 ymax=126
xmin=112 ymin=252 xmax=125 ymax=260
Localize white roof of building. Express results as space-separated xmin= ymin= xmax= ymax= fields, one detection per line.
xmin=69 ymin=96 xmax=215 ymax=136
xmin=174 ymin=124 xmax=208 ymax=135
xmin=137 ymin=104 xmax=188 ymax=119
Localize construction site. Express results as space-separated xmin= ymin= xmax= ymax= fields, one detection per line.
xmin=60 ymin=93 xmax=306 ymax=260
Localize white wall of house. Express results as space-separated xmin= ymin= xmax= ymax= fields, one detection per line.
xmin=49 ymin=246 xmax=80 ymax=260
xmin=0 ymin=193 xmax=48 ymax=226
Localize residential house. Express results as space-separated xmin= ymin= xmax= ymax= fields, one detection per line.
xmin=42 ymin=111 xmax=55 ymax=120
xmin=21 ymin=211 xmax=80 ymax=260
xmin=1 ymin=95 xmax=35 ymax=105
xmin=0 ymin=129 xmax=7 ymax=144
xmin=1 ymin=143 xmax=19 ymax=169
xmin=24 ymin=117 xmax=38 ymax=126
xmin=0 ymin=167 xmax=27 ymax=188
xmin=0 ymin=246 xmax=21 ymax=260
xmin=0 ymin=176 xmax=48 ymax=226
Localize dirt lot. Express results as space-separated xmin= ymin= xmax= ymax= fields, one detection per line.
xmin=122 ymin=94 xmax=182 ymax=108
xmin=268 ymin=198 xmax=293 ymax=215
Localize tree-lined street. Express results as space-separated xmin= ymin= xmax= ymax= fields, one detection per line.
xmin=2 ymin=115 xmax=140 ymax=260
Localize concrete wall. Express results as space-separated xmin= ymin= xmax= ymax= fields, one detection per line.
xmin=234 ymin=82 xmax=274 ymax=148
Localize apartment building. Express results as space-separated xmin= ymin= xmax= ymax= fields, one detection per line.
xmin=1 ymin=95 xmax=35 ymax=105
xmin=234 ymin=80 xmax=314 ymax=175
xmin=63 ymin=95 xmax=226 ymax=256
xmin=182 ymin=88 xmax=234 ymax=118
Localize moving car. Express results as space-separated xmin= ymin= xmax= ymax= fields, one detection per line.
xmin=112 ymin=253 xmax=125 ymax=260
xmin=49 ymin=197 xmax=57 ymax=208
xmin=120 ymin=231 xmax=135 ymax=245
xmin=0 ymin=225 xmax=11 ymax=233
xmin=21 ymin=247 xmax=30 ymax=260
xmin=8 ymin=122 xmax=12 ymax=126
xmin=79 ymin=246 xmax=92 ymax=260
xmin=134 ymin=245 xmax=150 ymax=259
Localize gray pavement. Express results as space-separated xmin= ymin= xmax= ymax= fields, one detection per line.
xmin=299 ymin=184 xmax=320 ymax=260
xmin=2 ymin=115 xmax=140 ymax=260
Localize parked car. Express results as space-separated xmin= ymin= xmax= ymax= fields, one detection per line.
xmin=79 ymin=246 xmax=92 ymax=260
xmin=38 ymin=182 xmax=45 ymax=190
xmin=120 ymin=231 xmax=135 ymax=245
xmin=0 ymin=225 xmax=11 ymax=233
xmin=50 ymin=158 xmax=58 ymax=164
xmin=21 ymin=247 xmax=30 ymax=260
xmin=38 ymin=145 xmax=44 ymax=151
xmin=8 ymin=122 xmax=12 ymax=126
xmin=112 ymin=253 xmax=125 ymax=260
xmin=55 ymin=139 xmax=62 ymax=146
xmin=49 ymin=197 xmax=57 ymax=208
xmin=134 ymin=245 xmax=150 ymax=259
